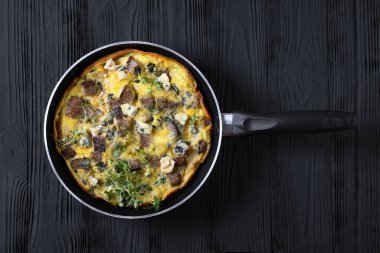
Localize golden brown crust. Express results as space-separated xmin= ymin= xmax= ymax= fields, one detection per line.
xmin=54 ymin=49 xmax=213 ymax=207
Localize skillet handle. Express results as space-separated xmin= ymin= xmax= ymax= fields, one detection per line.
xmin=222 ymin=111 xmax=356 ymax=136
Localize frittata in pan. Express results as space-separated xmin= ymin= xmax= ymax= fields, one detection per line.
xmin=54 ymin=49 xmax=212 ymax=210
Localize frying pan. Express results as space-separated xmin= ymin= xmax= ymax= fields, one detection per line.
xmin=44 ymin=41 xmax=356 ymax=219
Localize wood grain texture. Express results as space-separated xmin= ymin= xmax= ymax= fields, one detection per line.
xmin=357 ymin=1 xmax=380 ymax=253
xmin=1 ymin=0 xmax=379 ymax=252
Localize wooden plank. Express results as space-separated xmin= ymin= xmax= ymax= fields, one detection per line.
xmin=1 ymin=0 xmax=33 ymax=251
xmin=267 ymin=0 xmax=330 ymax=251
xmin=25 ymin=0 xmax=91 ymax=252
xmin=266 ymin=0 xmax=355 ymax=252
xmin=0 ymin=0 xmax=10 ymax=251
xmin=202 ymin=0 xmax=272 ymax=251
xmin=327 ymin=1 xmax=358 ymax=252
xmin=357 ymin=0 xmax=380 ymax=252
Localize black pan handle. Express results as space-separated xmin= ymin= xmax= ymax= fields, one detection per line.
xmin=222 ymin=111 xmax=356 ymax=136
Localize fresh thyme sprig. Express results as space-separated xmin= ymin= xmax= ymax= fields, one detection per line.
xmin=136 ymin=148 xmax=149 ymax=166
xmin=103 ymin=166 xmax=142 ymax=208
xmin=190 ymin=113 xmax=199 ymax=128
xmin=134 ymin=72 xmax=162 ymax=93
xmin=57 ymin=129 xmax=83 ymax=147
xmin=152 ymin=196 xmax=162 ymax=211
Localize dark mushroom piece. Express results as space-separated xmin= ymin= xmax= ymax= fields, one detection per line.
xmin=126 ymin=56 xmax=139 ymax=74
xmin=90 ymin=151 xmax=102 ymax=162
xmin=108 ymin=97 xmax=120 ymax=107
xmin=197 ymin=140 xmax=208 ymax=154
xmin=174 ymin=156 xmax=187 ymax=166
xmin=116 ymin=118 xmax=132 ymax=137
xmin=146 ymin=155 xmax=160 ymax=168
xmin=129 ymin=158 xmax=141 ymax=172
xmin=81 ymin=80 xmax=97 ymax=96
xmin=70 ymin=158 xmax=91 ymax=170
xmin=93 ymin=136 xmax=106 ymax=153
xmin=167 ymin=100 xmax=178 ymax=110
xmin=65 ymin=96 xmax=84 ymax=118
xmin=119 ymin=85 xmax=136 ymax=104
xmin=156 ymin=97 xmax=167 ymax=110
xmin=111 ymin=106 xmax=123 ymax=120
xmin=203 ymin=117 xmax=211 ymax=127
xmin=139 ymin=133 xmax=152 ymax=148
xmin=193 ymin=93 xmax=202 ymax=108
xmin=140 ymin=95 xmax=155 ymax=110
xmin=167 ymin=170 xmax=181 ymax=186
xmin=61 ymin=146 xmax=76 ymax=159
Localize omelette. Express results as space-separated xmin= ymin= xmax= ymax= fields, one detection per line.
xmin=54 ymin=49 xmax=212 ymax=210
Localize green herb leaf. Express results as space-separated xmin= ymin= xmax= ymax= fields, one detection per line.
xmin=154 ymin=176 xmax=166 ymax=186
xmin=145 ymin=88 xmax=152 ymax=95
xmin=103 ymin=169 xmax=143 ymax=209
xmin=95 ymin=162 xmax=106 ymax=171
xmin=115 ymin=160 xmax=130 ymax=174
xmin=190 ymin=113 xmax=199 ymax=131
xmin=72 ymin=129 xmax=82 ymax=136
xmin=153 ymin=79 xmax=162 ymax=90
xmin=112 ymin=143 xmax=125 ymax=159
xmin=152 ymin=196 xmax=162 ymax=211
xmin=136 ymin=148 xmax=149 ymax=166
xmin=58 ymin=129 xmax=83 ymax=148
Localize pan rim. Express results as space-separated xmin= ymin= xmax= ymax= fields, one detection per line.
xmin=43 ymin=41 xmax=223 ymax=219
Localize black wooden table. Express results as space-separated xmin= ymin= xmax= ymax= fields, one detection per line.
xmin=1 ymin=0 xmax=380 ymax=252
